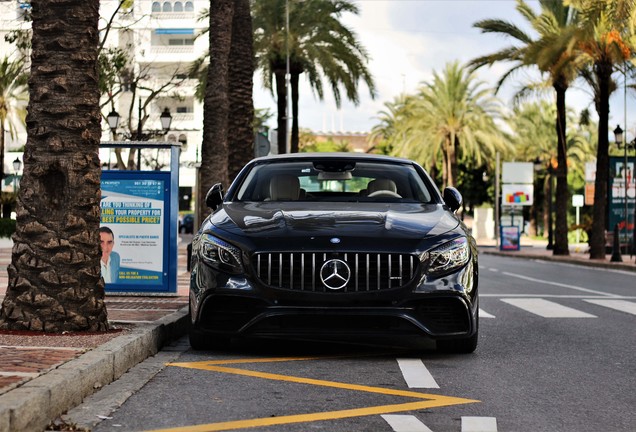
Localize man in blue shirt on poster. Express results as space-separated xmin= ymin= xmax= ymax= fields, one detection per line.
xmin=100 ymin=226 xmax=121 ymax=284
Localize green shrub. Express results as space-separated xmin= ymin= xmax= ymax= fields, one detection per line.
xmin=0 ymin=218 xmax=16 ymax=238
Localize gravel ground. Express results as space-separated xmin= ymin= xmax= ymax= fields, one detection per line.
xmin=0 ymin=325 xmax=133 ymax=348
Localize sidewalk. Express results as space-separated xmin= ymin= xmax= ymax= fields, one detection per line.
xmin=0 ymin=236 xmax=192 ymax=432
xmin=0 ymin=235 xmax=634 ymax=432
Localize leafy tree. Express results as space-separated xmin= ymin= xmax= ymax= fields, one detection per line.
xmin=389 ymin=61 xmax=509 ymax=189
xmin=252 ymin=0 xmax=376 ymax=154
xmin=0 ymin=57 xmax=28 ymax=182
xmin=563 ymin=0 xmax=634 ymax=259
xmin=470 ymin=0 xmax=580 ymax=255
xmin=0 ymin=0 xmax=108 ymax=332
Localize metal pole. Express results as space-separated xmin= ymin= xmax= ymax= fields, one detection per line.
xmin=285 ymin=0 xmax=290 ymax=154
xmin=137 ymin=97 xmax=142 ymax=170
xmin=495 ymin=152 xmax=500 ymax=248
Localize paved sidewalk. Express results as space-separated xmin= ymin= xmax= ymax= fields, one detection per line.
xmin=0 ymin=236 xmax=192 ymax=432
xmin=0 ymin=234 xmax=634 ymax=432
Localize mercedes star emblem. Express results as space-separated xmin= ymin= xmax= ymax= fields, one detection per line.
xmin=320 ymin=259 xmax=350 ymax=290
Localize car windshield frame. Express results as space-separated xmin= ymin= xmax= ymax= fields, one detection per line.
xmin=229 ymin=159 xmax=438 ymax=203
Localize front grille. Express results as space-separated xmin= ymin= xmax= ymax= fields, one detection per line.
xmin=251 ymin=252 xmax=419 ymax=292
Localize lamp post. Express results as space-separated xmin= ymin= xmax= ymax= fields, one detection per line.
xmin=12 ymin=157 xmax=21 ymax=195
xmin=614 ymin=124 xmax=635 ymax=257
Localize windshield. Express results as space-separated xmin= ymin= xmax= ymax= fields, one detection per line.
xmin=233 ymin=160 xmax=435 ymax=203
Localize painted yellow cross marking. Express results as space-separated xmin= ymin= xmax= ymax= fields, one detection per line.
xmin=149 ymin=356 xmax=479 ymax=432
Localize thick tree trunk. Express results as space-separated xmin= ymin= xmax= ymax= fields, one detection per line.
xmin=0 ymin=0 xmax=108 ymax=332
xmin=553 ymin=82 xmax=569 ymax=255
xmin=227 ymin=0 xmax=254 ymax=181
xmin=198 ymin=0 xmax=233 ymax=226
xmin=590 ymin=62 xmax=612 ymax=259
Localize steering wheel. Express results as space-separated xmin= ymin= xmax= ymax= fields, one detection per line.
xmin=368 ymin=190 xmax=402 ymax=198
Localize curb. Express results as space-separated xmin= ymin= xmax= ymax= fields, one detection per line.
xmin=0 ymin=307 xmax=190 ymax=432
xmin=480 ymin=249 xmax=636 ymax=273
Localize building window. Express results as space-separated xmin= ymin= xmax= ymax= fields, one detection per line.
xmin=173 ymin=2 xmax=183 ymax=12
xmin=185 ymin=1 xmax=194 ymax=12
xmin=162 ymin=2 xmax=172 ymax=12
xmin=152 ymin=2 xmax=161 ymax=12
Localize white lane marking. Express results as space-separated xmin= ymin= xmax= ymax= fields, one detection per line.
xmin=479 ymin=309 xmax=496 ymax=319
xmin=488 ymin=268 xmax=499 ymax=272
xmin=501 ymin=298 xmax=596 ymax=318
xmin=584 ymin=299 xmax=636 ymax=316
xmin=396 ymin=358 xmax=439 ymax=389
xmin=481 ymin=294 xmax=636 ymax=299
xmin=382 ymin=415 xmax=434 ymax=432
xmin=501 ymin=271 xmax=620 ymax=297
xmin=462 ymin=416 xmax=498 ymax=432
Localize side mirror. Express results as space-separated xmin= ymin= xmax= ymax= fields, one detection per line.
xmin=443 ymin=187 xmax=462 ymax=213
xmin=205 ymin=183 xmax=224 ymax=210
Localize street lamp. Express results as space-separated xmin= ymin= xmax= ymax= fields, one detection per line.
xmin=107 ymin=110 xmax=120 ymax=138
xmin=12 ymin=157 xmax=21 ymax=194
xmin=614 ymin=124 xmax=635 ymax=256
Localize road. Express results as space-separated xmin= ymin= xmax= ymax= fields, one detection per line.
xmin=70 ymin=254 xmax=636 ymax=432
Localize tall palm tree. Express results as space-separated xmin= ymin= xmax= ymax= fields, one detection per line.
xmin=227 ymin=0 xmax=255 ymax=181
xmin=563 ymin=0 xmax=634 ymax=259
xmin=0 ymin=57 xmax=28 ymax=181
xmin=470 ymin=0 xmax=579 ymax=255
xmin=390 ymin=62 xmax=509 ymax=189
xmin=198 ymin=0 xmax=234 ymax=226
xmin=0 ymin=0 xmax=108 ymax=332
xmin=252 ymin=0 xmax=376 ymax=154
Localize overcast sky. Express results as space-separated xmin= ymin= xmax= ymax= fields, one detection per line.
xmin=253 ymin=0 xmax=631 ymax=138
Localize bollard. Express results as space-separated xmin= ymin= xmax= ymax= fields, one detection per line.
xmin=610 ymin=224 xmax=623 ymax=262
xmin=187 ymin=242 xmax=193 ymax=272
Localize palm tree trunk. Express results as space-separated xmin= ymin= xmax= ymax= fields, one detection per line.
xmin=590 ymin=62 xmax=612 ymax=259
xmin=553 ymin=81 xmax=569 ymax=255
xmin=0 ymin=0 xmax=108 ymax=332
xmin=290 ymin=72 xmax=300 ymax=153
xmin=274 ymin=68 xmax=287 ymax=154
xmin=227 ymin=0 xmax=254 ymax=181
xmin=0 ymin=121 xmax=5 ymax=181
xmin=198 ymin=0 xmax=233 ymax=226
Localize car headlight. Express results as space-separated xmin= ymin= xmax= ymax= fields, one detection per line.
xmin=199 ymin=234 xmax=243 ymax=274
xmin=422 ymin=237 xmax=470 ymax=276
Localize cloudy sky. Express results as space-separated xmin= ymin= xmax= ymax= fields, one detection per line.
xmin=253 ymin=0 xmax=630 ymax=138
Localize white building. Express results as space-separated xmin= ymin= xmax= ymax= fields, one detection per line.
xmin=0 ymin=0 xmax=209 ymax=203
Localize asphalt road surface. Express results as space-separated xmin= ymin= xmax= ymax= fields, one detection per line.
xmin=71 ymin=254 xmax=636 ymax=432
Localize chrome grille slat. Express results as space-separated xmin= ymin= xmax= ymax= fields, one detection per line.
xmin=252 ymin=252 xmax=418 ymax=292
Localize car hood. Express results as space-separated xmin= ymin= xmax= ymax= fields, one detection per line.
xmin=206 ymin=202 xmax=459 ymax=243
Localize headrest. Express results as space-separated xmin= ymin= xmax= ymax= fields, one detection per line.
xmin=367 ymin=178 xmax=397 ymax=194
xmin=269 ymin=175 xmax=300 ymax=200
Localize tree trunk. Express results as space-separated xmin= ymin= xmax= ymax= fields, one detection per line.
xmin=553 ymin=81 xmax=569 ymax=255
xmin=227 ymin=0 xmax=254 ymax=181
xmin=589 ymin=62 xmax=612 ymax=259
xmin=290 ymin=70 xmax=300 ymax=153
xmin=0 ymin=0 xmax=108 ymax=332
xmin=274 ymin=68 xmax=287 ymax=154
xmin=0 ymin=121 xmax=5 ymax=182
xmin=198 ymin=0 xmax=234 ymax=227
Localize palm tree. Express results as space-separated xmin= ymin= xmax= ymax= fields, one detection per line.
xmin=198 ymin=0 xmax=234 ymax=226
xmin=470 ymin=0 xmax=579 ymax=255
xmin=563 ymin=0 xmax=634 ymax=259
xmin=390 ymin=62 xmax=509 ymax=189
xmin=0 ymin=57 xmax=28 ymax=181
xmin=227 ymin=0 xmax=255 ymax=181
xmin=0 ymin=0 xmax=108 ymax=332
xmin=252 ymin=0 xmax=376 ymax=154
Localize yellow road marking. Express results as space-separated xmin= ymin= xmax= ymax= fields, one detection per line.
xmin=147 ymin=356 xmax=479 ymax=432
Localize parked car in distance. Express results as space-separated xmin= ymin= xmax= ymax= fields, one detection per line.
xmin=178 ymin=213 xmax=194 ymax=234
xmin=189 ymin=153 xmax=478 ymax=353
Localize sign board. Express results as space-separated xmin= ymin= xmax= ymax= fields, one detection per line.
xmin=500 ymin=226 xmax=520 ymax=251
xmin=585 ymin=183 xmax=595 ymax=205
xmin=572 ymin=194 xmax=584 ymax=208
xmin=608 ymin=156 xmax=636 ymax=242
xmin=502 ymin=162 xmax=534 ymax=184
xmin=502 ymin=184 xmax=534 ymax=206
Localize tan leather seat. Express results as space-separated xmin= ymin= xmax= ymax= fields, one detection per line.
xmin=367 ymin=178 xmax=397 ymax=195
xmin=269 ymin=175 xmax=301 ymax=200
